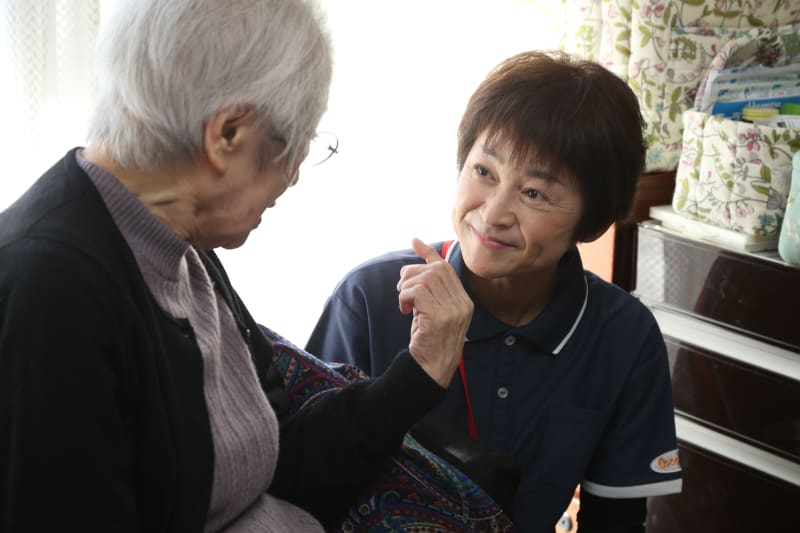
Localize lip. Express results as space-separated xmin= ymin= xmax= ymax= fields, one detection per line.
xmin=471 ymin=226 xmax=512 ymax=250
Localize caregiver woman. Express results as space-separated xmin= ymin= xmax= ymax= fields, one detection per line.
xmin=308 ymin=50 xmax=684 ymax=533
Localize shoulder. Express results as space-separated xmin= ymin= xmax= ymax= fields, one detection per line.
xmin=330 ymin=243 xmax=437 ymax=295
xmin=578 ymin=272 xmax=666 ymax=373
xmin=0 ymin=159 xmax=145 ymax=334
xmin=1 ymin=150 xmax=87 ymax=238
xmin=1 ymin=151 xmax=116 ymax=257
xmin=585 ymin=271 xmax=658 ymax=330
xmin=1 ymin=152 xmax=134 ymax=288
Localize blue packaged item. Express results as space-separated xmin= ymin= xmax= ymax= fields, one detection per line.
xmin=712 ymin=95 xmax=800 ymax=121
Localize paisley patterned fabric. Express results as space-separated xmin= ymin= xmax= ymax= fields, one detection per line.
xmin=264 ymin=327 xmax=515 ymax=533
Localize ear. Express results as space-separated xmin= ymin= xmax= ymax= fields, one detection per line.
xmin=203 ymin=106 xmax=259 ymax=174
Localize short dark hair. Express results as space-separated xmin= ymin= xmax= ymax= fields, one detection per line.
xmin=457 ymin=50 xmax=646 ymax=242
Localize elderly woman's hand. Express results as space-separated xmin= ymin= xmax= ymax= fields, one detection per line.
xmin=396 ymin=238 xmax=474 ymax=388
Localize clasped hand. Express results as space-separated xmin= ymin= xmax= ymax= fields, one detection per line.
xmin=396 ymin=239 xmax=474 ymax=388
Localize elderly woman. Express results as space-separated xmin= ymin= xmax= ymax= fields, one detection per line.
xmin=308 ymin=51 xmax=683 ymax=533
xmin=0 ymin=0 xmax=473 ymax=531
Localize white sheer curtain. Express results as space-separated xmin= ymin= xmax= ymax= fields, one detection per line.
xmin=1 ymin=0 xmax=101 ymax=209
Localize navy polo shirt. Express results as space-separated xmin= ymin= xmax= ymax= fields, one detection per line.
xmin=306 ymin=241 xmax=682 ymax=532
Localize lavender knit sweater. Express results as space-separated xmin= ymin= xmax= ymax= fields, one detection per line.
xmin=78 ymin=151 xmax=322 ymax=532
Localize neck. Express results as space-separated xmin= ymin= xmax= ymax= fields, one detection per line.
xmin=466 ymin=265 xmax=560 ymax=327
xmin=82 ymin=145 xmax=199 ymax=241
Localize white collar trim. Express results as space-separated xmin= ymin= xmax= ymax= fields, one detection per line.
xmin=552 ymin=274 xmax=588 ymax=355
xmin=447 ymin=240 xmax=587 ymax=355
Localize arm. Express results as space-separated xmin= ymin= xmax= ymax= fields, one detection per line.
xmin=270 ymin=349 xmax=446 ymax=523
xmin=0 ymin=243 xmax=140 ymax=532
xmin=268 ymin=240 xmax=473 ymax=523
xmin=577 ymin=492 xmax=646 ymax=533
xmin=580 ymin=315 xmax=681 ymax=531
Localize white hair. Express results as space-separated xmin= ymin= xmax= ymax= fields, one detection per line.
xmin=87 ymin=0 xmax=333 ymax=170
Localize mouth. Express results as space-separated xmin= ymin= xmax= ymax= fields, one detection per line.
xmin=471 ymin=226 xmax=513 ymax=250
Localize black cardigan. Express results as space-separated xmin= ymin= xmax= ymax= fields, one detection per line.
xmin=0 ymin=150 xmax=445 ymax=532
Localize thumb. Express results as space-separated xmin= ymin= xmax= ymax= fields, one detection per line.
xmin=411 ymin=238 xmax=444 ymax=264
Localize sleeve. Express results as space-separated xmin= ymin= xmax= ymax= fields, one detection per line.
xmin=270 ymin=349 xmax=447 ymax=525
xmin=581 ymin=320 xmax=683 ymax=500
xmin=0 ymin=242 xmax=140 ymax=532
xmin=305 ymin=291 xmax=372 ymax=373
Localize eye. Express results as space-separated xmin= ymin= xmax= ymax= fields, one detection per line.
xmin=524 ymin=188 xmax=548 ymax=202
xmin=473 ymin=164 xmax=491 ymax=178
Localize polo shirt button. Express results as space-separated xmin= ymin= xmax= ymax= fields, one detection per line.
xmin=496 ymin=386 xmax=510 ymax=399
xmin=504 ymin=335 xmax=516 ymax=346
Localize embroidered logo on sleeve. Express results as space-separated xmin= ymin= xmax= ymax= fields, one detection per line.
xmin=650 ymin=449 xmax=681 ymax=473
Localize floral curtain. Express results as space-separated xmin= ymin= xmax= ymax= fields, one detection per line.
xmin=524 ymin=0 xmax=800 ymax=172
xmin=521 ymin=0 xmax=634 ymax=79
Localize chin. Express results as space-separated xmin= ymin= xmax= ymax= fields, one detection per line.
xmin=469 ymin=264 xmax=515 ymax=281
xmin=215 ymin=231 xmax=251 ymax=250
xmin=462 ymin=253 xmax=510 ymax=279
xmin=224 ymin=238 xmax=250 ymax=250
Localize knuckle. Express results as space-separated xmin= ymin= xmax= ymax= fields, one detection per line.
xmin=431 ymin=261 xmax=449 ymax=274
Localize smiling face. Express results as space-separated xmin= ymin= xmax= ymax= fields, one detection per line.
xmin=452 ymin=131 xmax=584 ymax=283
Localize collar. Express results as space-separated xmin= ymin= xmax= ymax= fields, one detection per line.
xmin=76 ymin=149 xmax=191 ymax=283
xmin=446 ymin=241 xmax=588 ymax=356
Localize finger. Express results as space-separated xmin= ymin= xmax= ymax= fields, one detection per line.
xmin=397 ymin=284 xmax=423 ymax=315
xmin=411 ymin=238 xmax=444 ymax=265
xmin=397 ymin=263 xmax=435 ymax=288
xmin=397 ymin=272 xmax=448 ymax=315
xmin=397 ymin=263 xmax=451 ymax=301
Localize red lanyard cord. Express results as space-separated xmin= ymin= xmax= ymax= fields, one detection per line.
xmin=459 ymin=356 xmax=478 ymax=439
xmin=440 ymin=240 xmax=478 ymax=440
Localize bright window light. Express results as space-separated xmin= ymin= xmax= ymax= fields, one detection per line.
xmin=2 ymin=0 xmax=560 ymax=347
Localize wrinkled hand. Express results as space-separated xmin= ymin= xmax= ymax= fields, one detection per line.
xmin=397 ymin=238 xmax=474 ymax=388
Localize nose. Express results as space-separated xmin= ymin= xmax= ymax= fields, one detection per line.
xmin=481 ymin=188 xmax=515 ymax=228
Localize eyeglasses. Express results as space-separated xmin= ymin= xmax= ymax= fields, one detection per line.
xmin=304 ymin=131 xmax=339 ymax=166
